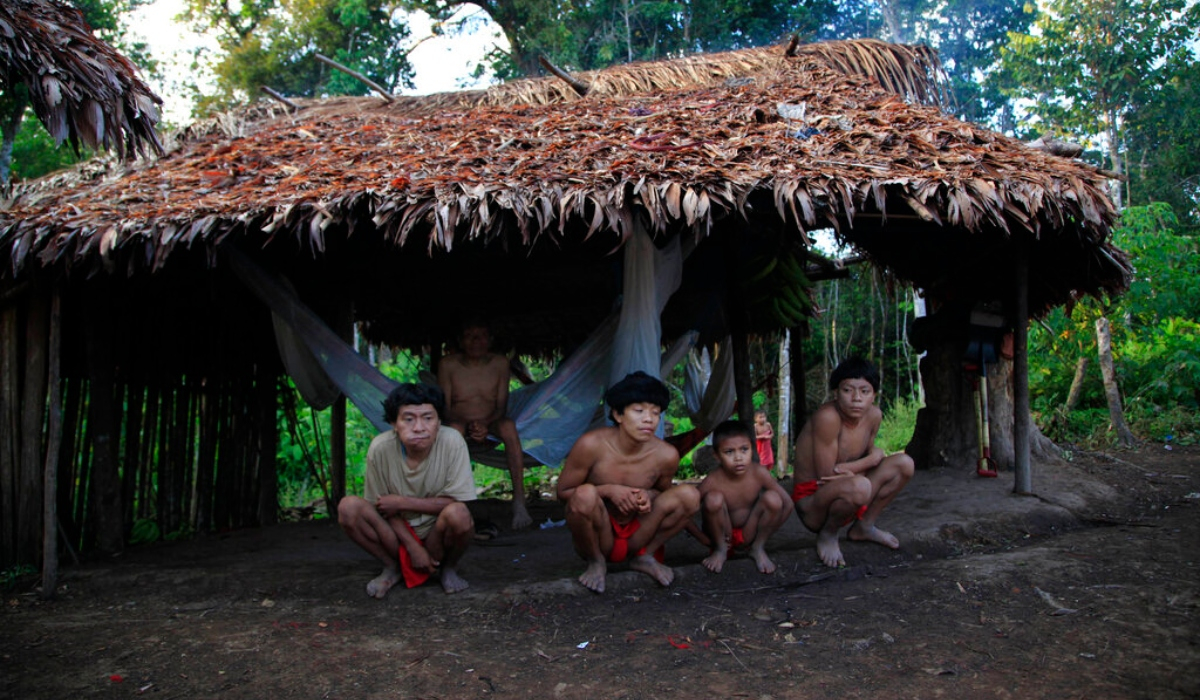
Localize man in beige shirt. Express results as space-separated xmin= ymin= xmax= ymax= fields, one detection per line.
xmin=338 ymin=383 xmax=477 ymax=596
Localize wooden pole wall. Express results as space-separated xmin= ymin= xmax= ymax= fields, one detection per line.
xmin=41 ymin=288 xmax=62 ymax=599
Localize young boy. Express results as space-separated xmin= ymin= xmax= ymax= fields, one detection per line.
xmin=753 ymin=409 xmax=776 ymax=473
xmin=792 ymin=357 xmax=914 ymax=568
xmin=698 ymin=420 xmax=792 ymax=574
xmin=557 ymin=371 xmax=701 ymax=593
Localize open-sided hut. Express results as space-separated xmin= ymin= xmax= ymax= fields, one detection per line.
xmin=0 ymin=39 xmax=1128 ymax=569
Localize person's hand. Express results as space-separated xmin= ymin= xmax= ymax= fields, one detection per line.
xmin=374 ymin=495 xmax=404 ymax=518
xmin=406 ymin=543 xmax=438 ymax=573
xmin=818 ymin=467 xmax=855 ymax=484
xmin=466 ymin=420 xmax=488 ymax=442
xmin=612 ymin=486 xmax=649 ymax=516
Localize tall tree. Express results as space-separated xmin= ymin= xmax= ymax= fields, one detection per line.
xmin=997 ymin=0 xmax=1197 ymax=206
xmin=183 ymin=0 xmax=417 ymax=113
xmin=407 ymin=0 xmax=838 ymax=79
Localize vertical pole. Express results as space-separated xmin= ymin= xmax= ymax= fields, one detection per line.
xmin=329 ymin=300 xmax=353 ymax=519
xmin=1013 ymin=236 xmax=1032 ymax=494
xmin=41 ymin=288 xmax=62 ymax=599
xmin=775 ymin=329 xmax=791 ymax=479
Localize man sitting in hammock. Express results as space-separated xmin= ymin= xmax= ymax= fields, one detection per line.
xmin=438 ymin=318 xmax=533 ymax=530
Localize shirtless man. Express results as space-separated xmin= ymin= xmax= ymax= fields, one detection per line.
xmin=557 ymin=371 xmax=700 ymax=593
xmin=792 ymin=358 xmax=915 ymax=568
xmin=698 ymin=420 xmax=792 ymax=574
xmin=438 ymin=320 xmax=532 ymax=530
xmin=338 ymin=383 xmax=477 ymax=596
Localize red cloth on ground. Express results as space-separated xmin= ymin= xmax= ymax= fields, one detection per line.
xmin=756 ymin=437 xmax=775 ymax=467
xmin=398 ymin=521 xmax=431 ymax=588
xmin=791 ymin=480 xmax=868 ymax=525
xmin=607 ymin=515 xmax=665 ymax=563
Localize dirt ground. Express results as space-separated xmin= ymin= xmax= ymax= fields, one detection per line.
xmin=2 ymin=444 xmax=1197 ymax=700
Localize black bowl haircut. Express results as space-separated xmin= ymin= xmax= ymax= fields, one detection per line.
xmin=829 ymin=357 xmax=881 ymax=393
xmin=604 ymin=370 xmax=670 ymax=423
xmin=382 ymin=383 xmax=446 ymax=425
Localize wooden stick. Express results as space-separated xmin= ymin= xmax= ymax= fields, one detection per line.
xmin=785 ymin=35 xmax=801 ymax=57
xmin=314 ymin=53 xmax=394 ymax=102
xmin=259 ymin=86 xmax=300 ymax=111
xmin=538 ymin=55 xmax=590 ymax=97
xmin=40 ymin=287 xmax=62 ymax=599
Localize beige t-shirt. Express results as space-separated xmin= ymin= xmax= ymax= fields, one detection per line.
xmin=364 ymin=425 xmax=477 ymax=539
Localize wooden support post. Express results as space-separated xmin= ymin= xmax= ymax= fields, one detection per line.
xmin=774 ymin=329 xmax=791 ymax=479
xmin=725 ymin=242 xmax=754 ymax=425
xmin=314 ymin=54 xmax=394 ymax=102
xmin=260 ymin=86 xmax=300 ymax=111
xmin=329 ymin=299 xmax=353 ymax=519
xmin=790 ymin=320 xmax=809 ymax=441
xmin=538 ymin=55 xmax=590 ymax=96
xmin=1013 ymin=236 xmax=1032 ymax=494
xmin=21 ymin=292 xmax=49 ymax=565
xmin=41 ymin=288 xmax=62 ymax=599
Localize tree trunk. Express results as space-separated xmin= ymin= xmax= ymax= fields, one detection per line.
xmin=1064 ymin=357 xmax=1089 ymax=413
xmin=907 ymin=340 xmax=1061 ymax=470
xmin=0 ymin=92 xmax=27 ymax=185
xmin=1094 ymin=316 xmax=1136 ymax=446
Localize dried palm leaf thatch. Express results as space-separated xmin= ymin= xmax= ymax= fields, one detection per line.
xmin=0 ymin=0 xmax=162 ymax=159
xmin=0 ymin=39 xmax=1125 ymax=317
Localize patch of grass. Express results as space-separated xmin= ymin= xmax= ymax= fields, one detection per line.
xmin=877 ymin=397 xmax=921 ymax=454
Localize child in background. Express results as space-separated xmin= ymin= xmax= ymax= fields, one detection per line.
xmin=698 ymin=420 xmax=792 ymax=574
xmin=754 ymin=409 xmax=775 ymax=471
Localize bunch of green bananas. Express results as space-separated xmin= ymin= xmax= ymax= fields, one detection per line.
xmin=742 ymin=249 xmax=813 ymax=328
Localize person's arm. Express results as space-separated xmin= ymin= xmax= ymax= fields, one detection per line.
xmin=557 ymin=433 xmax=646 ymax=515
xmin=487 ymin=355 xmax=510 ymax=424
xmin=437 ymin=358 xmax=459 ymax=423
xmin=809 ymin=407 xmax=843 ymax=479
xmin=831 ymin=408 xmax=885 ymax=475
xmin=650 ymin=443 xmax=682 ymax=496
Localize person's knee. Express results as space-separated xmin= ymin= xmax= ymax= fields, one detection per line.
xmin=761 ymin=489 xmax=785 ymax=514
xmin=891 ymin=453 xmax=915 ymax=480
xmin=337 ymin=496 xmax=370 ymax=525
xmin=440 ymin=501 xmax=473 ymax=535
xmin=673 ymin=484 xmax=701 ymax=515
xmin=566 ymin=484 xmax=601 ymax=515
xmin=702 ymin=490 xmax=726 ymax=515
xmin=850 ymin=476 xmax=873 ymax=504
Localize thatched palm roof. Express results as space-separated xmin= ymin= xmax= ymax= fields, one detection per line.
xmin=0 ymin=0 xmax=162 ymax=159
xmin=0 ymin=39 xmax=1127 ymax=351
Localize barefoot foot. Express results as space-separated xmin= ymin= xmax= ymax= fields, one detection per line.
xmin=629 ymin=554 xmax=675 ymax=587
xmin=702 ymin=548 xmax=728 ymax=573
xmin=511 ymin=503 xmax=533 ymax=531
xmin=440 ymin=567 xmax=470 ymax=594
xmin=848 ymin=522 xmax=900 ymax=549
xmin=366 ymin=569 xmax=401 ymax=599
xmin=815 ymin=530 xmax=846 ymax=568
xmin=750 ymin=545 xmax=777 ymax=574
xmin=578 ymin=560 xmax=607 ymax=593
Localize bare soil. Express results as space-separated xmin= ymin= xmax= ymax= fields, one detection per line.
xmin=2 ymin=445 xmax=1198 ymax=700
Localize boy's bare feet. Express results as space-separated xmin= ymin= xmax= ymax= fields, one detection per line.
xmin=815 ymin=530 xmax=846 ymax=568
xmin=702 ymin=548 xmax=728 ymax=573
xmin=848 ymin=522 xmax=900 ymax=549
xmin=366 ymin=569 xmax=400 ymax=599
xmin=440 ymin=568 xmax=470 ymax=594
xmin=750 ymin=545 xmax=777 ymax=574
xmin=578 ymin=561 xmax=607 ymax=593
xmin=629 ymin=553 xmax=675 ymax=586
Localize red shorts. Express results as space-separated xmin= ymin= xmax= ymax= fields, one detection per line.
xmin=729 ymin=527 xmax=746 ymax=549
xmin=608 ymin=515 xmax=665 ymax=563
xmin=792 ymin=480 xmax=867 ymax=526
xmin=398 ymin=522 xmax=431 ymax=588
